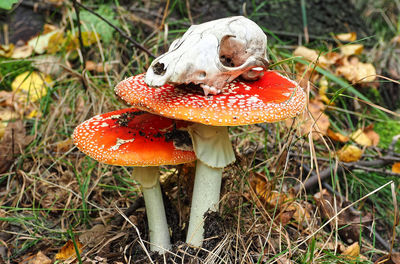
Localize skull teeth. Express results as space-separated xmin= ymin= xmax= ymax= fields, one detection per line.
xmin=200 ymin=84 xmax=220 ymax=96
xmin=251 ymin=67 xmax=264 ymax=71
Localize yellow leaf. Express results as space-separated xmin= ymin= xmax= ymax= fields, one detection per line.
xmin=392 ymin=162 xmax=400 ymax=174
xmin=293 ymin=46 xmax=334 ymax=67
xmin=47 ymin=31 xmax=66 ymax=54
xmin=81 ymin=31 xmax=99 ymax=46
xmin=350 ymin=129 xmax=372 ymax=146
xmin=28 ymin=27 xmax=62 ymax=54
xmin=0 ymin=44 xmax=14 ymax=58
xmin=11 ymin=45 xmax=33 ymax=59
xmin=335 ymin=32 xmax=357 ymax=42
xmin=327 ymin=129 xmax=349 ymax=143
xmin=11 ymin=72 xmax=52 ymax=103
xmin=338 ymin=145 xmax=363 ymax=162
xmin=341 ymin=242 xmax=360 ymax=259
xmin=55 ymin=240 xmax=83 ymax=260
xmin=340 ymin=44 xmax=364 ymax=56
xmin=318 ymin=77 xmax=334 ymax=105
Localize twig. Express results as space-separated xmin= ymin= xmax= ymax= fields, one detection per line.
xmin=72 ymin=0 xmax=87 ymax=90
xmin=72 ymin=1 xmax=155 ymax=58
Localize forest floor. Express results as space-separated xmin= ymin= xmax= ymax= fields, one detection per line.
xmin=0 ymin=0 xmax=399 ymax=263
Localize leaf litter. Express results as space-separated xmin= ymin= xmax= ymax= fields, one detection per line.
xmin=0 ymin=2 xmax=399 ymax=263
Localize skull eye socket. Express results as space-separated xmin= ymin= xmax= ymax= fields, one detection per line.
xmin=219 ymin=35 xmax=249 ymax=68
xmin=153 ymin=62 xmax=166 ymax=75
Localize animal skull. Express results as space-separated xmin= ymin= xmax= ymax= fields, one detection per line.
xmin=145 ymin=16 xmax=269 ymax=95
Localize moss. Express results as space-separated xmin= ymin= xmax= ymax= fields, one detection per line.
xmin=374 ymin=120 xmax=400 ymax=151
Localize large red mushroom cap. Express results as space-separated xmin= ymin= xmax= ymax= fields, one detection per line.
xmin=73 ymin=108 xmax=196 ymax=166
xmin=115 ymin=71 xmax=306 ymax=126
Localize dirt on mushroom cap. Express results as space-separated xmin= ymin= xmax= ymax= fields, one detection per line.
xmin=115 ymin=71 xmax=306 ymax=126
xmin=73 ymin=108 xmax=196 ymax=166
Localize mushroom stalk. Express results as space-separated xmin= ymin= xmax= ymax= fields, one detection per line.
xmin=133 ymin=167 xmax=171 ymax=253
xmin=186 ymin=124 xmax=235 ymax=246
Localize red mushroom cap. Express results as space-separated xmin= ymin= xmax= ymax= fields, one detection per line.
xmin=115 ymin=71 xmax=306 ymax=126
xmin=73 ymin=108 xmax=196 ymax=166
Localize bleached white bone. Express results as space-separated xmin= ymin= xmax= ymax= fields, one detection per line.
xmin=145 ymin=16 xmax=269 ymax=95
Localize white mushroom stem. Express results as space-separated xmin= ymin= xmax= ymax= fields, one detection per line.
xmin=186 ymin=124 xmax=235 ymax=247
xmin=132 ymin=166 xmax=171 ymax=253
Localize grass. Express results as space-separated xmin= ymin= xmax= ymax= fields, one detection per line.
xmin=0 ymin=0 xmax=399 ymax=263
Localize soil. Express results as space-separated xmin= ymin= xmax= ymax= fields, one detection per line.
xmin=108 ymin=195 xmax=226 ymax=263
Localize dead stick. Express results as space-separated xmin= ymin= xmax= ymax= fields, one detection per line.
xmin=72 ymin=1 xmax=155 ymax=58
xmin=72 ymin=0 xmax=87 ymax=90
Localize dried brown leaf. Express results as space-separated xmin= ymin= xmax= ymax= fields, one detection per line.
xmin=286 ymin=99 xmax=330 ymax=140
xmin=79 ymin=224 xmax=110 ymax=247
xmin=327 ymin=129 xmax=349 ymax=143
xmin=392 ymin=162 xmax=400 ymax=174
xmin=314 ymin=189 xmax=372 ymax=244
xmin=341 ymin=242 xmax=360 ymax=259
xmin=336 ymin=57 xmax=376 ymax=83
xmin=19 ymin=251 xmax=51 ymax=264
xmin=0 ymin=120 xmax=34 ymax=173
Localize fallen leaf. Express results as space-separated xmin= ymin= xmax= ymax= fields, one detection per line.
xmin=363 ymin=124 xmax=380 ymax=146
xmin=286 ymin=99 xmax=330 ymax=140
xmin=53 ymin=138 xmax=74 ymax=153
xmin=47 ymin=31 xmax=66 ymax=53
xmin=250 ymin=173 xmax=311 ymax=226
xmin=55 ymin=240 xmax=83 ymax=260
xmin=11 ymin=45 xmax=33 ymax=59
xmin=0 ymin=109 xmax=19 ymax=139
xmin=392 ymin=163 xmax=400 ymax=174
xmin=79 ymin=224 xmax=110 ymax=247
xmin=336 ymin=57 xmax=376 ymax=83
xmin=0 ymin=44 xmax=14 ymax=57
xmin=318 ymin=77 xmax=333 ymax=105
xmin=293 ymin=46 xmax=333 ymax=67
xmin=0 ymin=120 xmax=34 ymax=173
xmin=314 ymin=189 xmax=372 ymax=244
xmin=350 ymin=126 xmax=379 ymax=147
xmin=337 ymin=145 xmax=363 ymax=162
xmin=28 ymin=25 xmax=62 ymax=54
xmin=327 ymin=129 xmax=349 ymax=143
xmin=335 ymin=32 xmax=357 ymax=42
xmin=32 ymin=55 xmax=63 ymax=76
xmin=85 ymin=60 xmax=113 ymax=73
xmin=341 ymin=242 xmax=360 ymax=259
xmin=11 ymin=71 xmax=52 ymax=102
xmin=340 ymin=44 xmax=364 ymax=56
xmin=19 ymin=251 xmax=52 ymax=264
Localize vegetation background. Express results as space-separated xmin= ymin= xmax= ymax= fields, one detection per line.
xmin=0 ymin=0 xmax=399 ymax=263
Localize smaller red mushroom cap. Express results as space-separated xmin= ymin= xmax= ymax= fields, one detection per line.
xmin=115 ymin=71 xmax=306 ymax=126
xmin=73 ymin=108 xmax=196 ymax=166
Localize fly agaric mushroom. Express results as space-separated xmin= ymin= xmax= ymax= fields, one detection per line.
xmin=115 ymin=71 xmax=306 ymax=247
xmin=73 ymin=108 xmax=196 ymax=253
